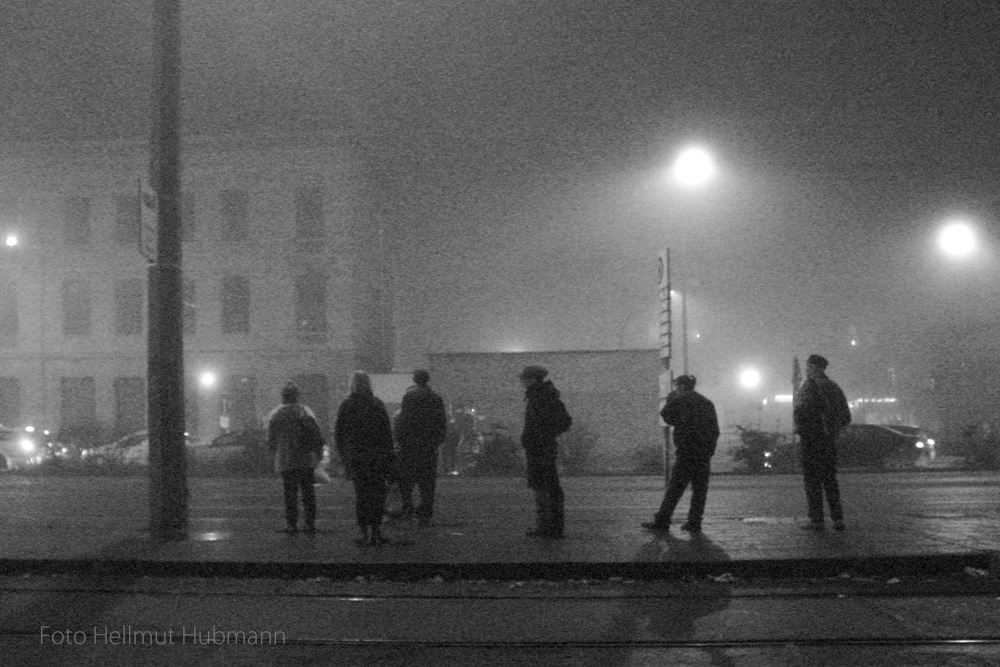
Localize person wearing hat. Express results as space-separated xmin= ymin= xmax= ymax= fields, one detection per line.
xmin=519 ymin=365 xmax=572 ymax=538
xmin=266 ymin=382 xmax=324 ymax=535
xmin=794 ymin=354 xmax=851 ymax=531
xmin=391 ymin=369 xmax=448 ymax=526
xmin=642 ymin=374 xmax=719 ymax=534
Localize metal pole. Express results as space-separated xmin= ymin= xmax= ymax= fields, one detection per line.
xmin=148 ymin=0 xmax=187 ymax=540
xmin=657 ymin=249 xmax=673 ymax=490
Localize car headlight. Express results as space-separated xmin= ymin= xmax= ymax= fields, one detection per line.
xmin=19 ymin=439 xmax=35 ymax=453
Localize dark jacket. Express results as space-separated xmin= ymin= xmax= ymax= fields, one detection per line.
xmin=266 ymin=403 xmax=323 ymax=473
xmin=521 ymin=380 xmax=566 ymax=460
xmin=660 ymin=390 xmax=720 ymax=459
xmin=394 ymin=385 xmax=448 ymax=452
xmin=334 ymin=391 xmax=395 ymax=480
xmin=794 ymin=372 xmax=851 ymax=442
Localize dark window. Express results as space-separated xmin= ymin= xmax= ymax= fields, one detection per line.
xmin=60 ymin=376 xmax=96 ymax=429
xmin=295 ymin=187 xmax=325 ymax=239
xmin=220 ymin=189 xmax=249 ymax=242
xmin=183 ymin=279 xmax=196 ymax=335
xmin=295 ymin=272 xmax=327 ymax=333
xmin=61 ymin=279 xmax=92 ymax=336
xmin=0 ymin=280 xmax=17 ymax=346
xmin=114 ymin=278 xmax=143 ymax=336
xmin=221 ymin=375 xmax=257 ymax=431
xmin=114 ymin=195 xmax=140 ymax=246
xmin=0 ymin=377 xmax=22 ymax=426
xmin=113 ymin=376 xmax=146 ymax=435
xmin=221 ymin=275 xmax=250 ymax=334
xmin=63 ymin=196 xmax=91 ymax=246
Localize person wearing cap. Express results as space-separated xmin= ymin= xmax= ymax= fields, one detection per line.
xmin=642 ymin=374 xmax=720 ymax=534
xmin=519 ymin=365 xmax=572 ymax=539
xmin=794 ymin=354 xmax=851 ymax=531
xmin=266 ymin=382 xmax=324 ymax=535
xmin=391 ymin=369 xmax=448 ymax=526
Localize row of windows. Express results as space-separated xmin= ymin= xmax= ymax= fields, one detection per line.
xmin=0 ymin=273 xmax=328 ymax=341
xmin=63 ymin=186 xmax=326 ymax=247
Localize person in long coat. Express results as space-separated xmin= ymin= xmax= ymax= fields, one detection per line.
xmin=334 ymin=371 xmax=396 ymax=545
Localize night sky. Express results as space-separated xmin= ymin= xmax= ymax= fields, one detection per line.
xmin=3 ymin=0 xmax=999 ymax=400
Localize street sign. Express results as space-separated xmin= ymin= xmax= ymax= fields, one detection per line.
xmin=139 ymin=179 xmax=158 ymax=263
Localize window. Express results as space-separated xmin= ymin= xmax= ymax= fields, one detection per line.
xmin=222 ymin=375 xmax=257 ymax=431
xmin=295 ymin=272 xmax=327 ymax=333
xmin=221 ymin=275 xmax=250 ymax=334
xmin=220 ymin=189 xmax=249 ymax=242
xmin=0 ymin=377 xmax=21 ymax=426
xmin=61 ymin=279 xmax=92 ymax=336
xmin=113 ymin=377 xmax=146 ymax=435
xmin=60 ymin=376 xmax=96 ymax=429
xmin=294 ymin=187 xmax=325 ymax=239
xmin=183 ymin=279 xmax=196 ymax=335
xmin=114 ymin=195 xmax=140 ymax=246
xmin=63 ymin=196 xmax=91 ymax=246
xmin=0 ymin=280 xmax=17 ymax=347
xmin=114 ymin=278 xmax=143 ymax=336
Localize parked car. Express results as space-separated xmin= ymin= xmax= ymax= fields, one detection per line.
xmin=81 ymin=430 xmax=201 ymax=466
xmin=836 ymin=424 xmax=929 ymax=468
xmin=192 ymin=428 xmax=332 ymax=477
xmin=0 ymin=426 xmax=48 ymax=471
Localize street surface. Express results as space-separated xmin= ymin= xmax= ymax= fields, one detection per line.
xmin=0 ymin=471 xmax=999 ymax=665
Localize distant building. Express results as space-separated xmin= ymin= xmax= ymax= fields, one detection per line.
xmin=0 ymin=132 xmax=391 ymax=443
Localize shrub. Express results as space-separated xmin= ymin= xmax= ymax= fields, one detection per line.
xmin=731 ymin=426 xmax=797 ymax=473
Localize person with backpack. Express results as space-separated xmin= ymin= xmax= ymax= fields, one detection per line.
xmin=391 ymin=369 xmax=448 ymax=526
xmin=267 ymin=382 xmax=325 ymax=535
xmin=642 ymin=374 xmax=719 ymax=535
xmin=794 ymin=354 xmax=851 ymax=531
xmin=519 ymin=365 xmax=572 ymax=539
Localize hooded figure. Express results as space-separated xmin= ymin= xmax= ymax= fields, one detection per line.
xmin=519 ymin=365 xmax=571 ymax=539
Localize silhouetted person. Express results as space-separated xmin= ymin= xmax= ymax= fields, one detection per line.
xmin=642 ymin=375 xmax=719 ymax=534
xmin=392 ymin=369 xmax=448 ymax=526
xmin=794 ymin=354 xmax=851 ymax=531
xmin=335 ymin=371 xmax=396 ymax=545
xmin=520 ymin=365 xmax=572 ymax=539
xmin=266 ymin=382 xmax=324 ymax=535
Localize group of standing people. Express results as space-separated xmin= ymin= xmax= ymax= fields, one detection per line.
xmin=267 ymin=353 xmax=851 ymax=546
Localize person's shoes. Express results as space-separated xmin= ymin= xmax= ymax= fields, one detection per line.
xmin=281 ymin=525 xmax=298 ymax=535
xmin=354 ymin=528 xmax=370 ymax=545
xmin=680 ymin=522 xmax=702 ymax=534
xmin=370 ymin=530 xmax=390 ymax=545
xmin=526 ymin=529 xmax=563 ymax=539
xmin=303 ymin=524 xmax=317 ymax=536
xmin=387 ymin=509 xmax=413 ymax=520
xmin=641 ymin=521 xmax=670 ymax=533
xmin=832 ymin=520 xmax=846 ymax=531
xmin=801 ymin=521 xmax=825 ymax=531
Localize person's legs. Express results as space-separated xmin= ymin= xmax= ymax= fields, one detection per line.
xmin=685 ymin=458 xmax=712 ymax=530
xmin=652 ymin=461 xmax=694 ymax=527
xmin=801 ymin=449 xmax=825 ymax=525
xmin=297 ymin=468 xmax=317 ymax=531
xmin=281 ymin=472 xmax=299 ymax=531
xmin=415 ymin=450 xmax=438 ymax=520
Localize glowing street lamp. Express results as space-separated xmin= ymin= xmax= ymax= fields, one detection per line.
xmin=937 ymin=220 xmax=976 ymax=259
xmin=739 ymin=368 xmax=762 ymax=390
xmin=670 ymin=146 xmax=716 ymax=188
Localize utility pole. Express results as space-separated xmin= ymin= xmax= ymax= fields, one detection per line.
xmin=657 ymin=249 xmax=673 ymax=489
xmin=147 ymin=0 xmax=187 ymax=540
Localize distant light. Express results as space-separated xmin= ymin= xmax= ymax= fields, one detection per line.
xmin=774 ymin=394 xmax=793 ymax=403
xmin=671 ymin=146 xmax=715 ymax=187
xmin=199 ymin=371 xmax=217 ymax=389
xmin=739 ymin=368 xmax=761 ymax=389
xmin=25 ymin=425 xmax=34 ymax=433
xmin=19 ymin=438 xmax=34 ymax=453
xmin=938 ymin=221 xmax=976 ymax=259
xmin=5 ymin=234 xmax=17 ymax=247
xmin=850 ymin=339 xmax=857 ymax=347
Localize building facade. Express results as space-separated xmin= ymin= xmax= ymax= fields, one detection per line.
xmin=0 ymin=132 xmax=390 ymax=444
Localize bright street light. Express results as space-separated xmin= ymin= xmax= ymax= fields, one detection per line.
xmin=938 ymin=220 xmax=976 ymax=259
xmin=5 ymin=234 xmax=17 ymax=247
xmin=739 ymin=368 xmax=761 ymax=390
xmin=670 ymin=146 xmax=716 ymax=187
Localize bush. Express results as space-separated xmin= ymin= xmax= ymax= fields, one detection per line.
xmin=731 ymin=426 xmax=797 ymax=473
xmin=468 ymin=423 xmax=523 ymax=476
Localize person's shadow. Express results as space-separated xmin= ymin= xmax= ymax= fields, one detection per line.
xmin=602 ymin=533 xmax=736 ymax=666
